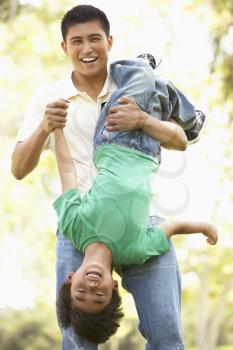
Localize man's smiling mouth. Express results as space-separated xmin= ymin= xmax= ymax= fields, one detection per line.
xmin=80 ymin=57 xmax=98 ymax=63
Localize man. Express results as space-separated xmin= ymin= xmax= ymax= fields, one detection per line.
xmin=12 ymin=4 xmax=188 ymax=349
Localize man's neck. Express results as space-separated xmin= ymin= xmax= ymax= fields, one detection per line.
xmin=72 ymin=70 xmax=108 ymax=101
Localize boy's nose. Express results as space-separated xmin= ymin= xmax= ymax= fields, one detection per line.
xmin=86 ymin=281 xmax=98 ymax=287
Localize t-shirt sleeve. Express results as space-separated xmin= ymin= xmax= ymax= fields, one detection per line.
xmin=122 ymin=226 xmax=170 ymax=266
xmin=16 ymin=86 xmax=52 ymax=149
xmin=53 ymin=188 xmax=81 ymax=240
xmin=141 ymin=226 xmax=170 ymax=261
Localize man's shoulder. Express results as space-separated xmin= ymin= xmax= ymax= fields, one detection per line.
xmin=34 ymin=72 xmax=73 ymax=101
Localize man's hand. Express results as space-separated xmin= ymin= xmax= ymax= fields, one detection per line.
xmin=42 ymin=98 xmax=70 ymax=134
xmin=106 ymin=96 xmax=147 ymax=131
xmin=106 ymin=95 xmax=187 ymax=151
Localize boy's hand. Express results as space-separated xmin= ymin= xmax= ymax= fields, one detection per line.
xmin=107 ymin=96 xmax=148 ymax=131
xmin=203 ymin=223 xmax=218 ymax=245
xmin=41 ymin=98 xmax=70 ymax=134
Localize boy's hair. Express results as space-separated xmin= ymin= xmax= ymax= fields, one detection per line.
xmin=57 ymin=281 xmax=124 ymax=344
xmin=61 ymin=5 xmax=110 ymax=41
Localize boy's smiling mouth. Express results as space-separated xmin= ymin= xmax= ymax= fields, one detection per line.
xmin=86 ymin=272 xmax=101 ymax=280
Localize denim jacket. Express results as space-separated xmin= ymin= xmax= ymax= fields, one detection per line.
xmin=94 ymin=58 xmax=196 ymax=164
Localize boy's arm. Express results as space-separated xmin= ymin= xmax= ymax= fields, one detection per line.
xmin=54 ymin=128 xmax=77 ymax=193
xmin=106 ymin=96 xmax=188 ymax=151
xmin=159 ymin=220 xmax=218 ymax=245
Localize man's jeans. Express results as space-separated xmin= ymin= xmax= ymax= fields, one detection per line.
xmin=56 ymin=216 xmax=185 ymax=350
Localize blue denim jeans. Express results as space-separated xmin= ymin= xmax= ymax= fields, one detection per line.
xmin=56 ymin=216 xmax=185 ymax=350
xmin=94 ymin=58 xmax=196 ymax=164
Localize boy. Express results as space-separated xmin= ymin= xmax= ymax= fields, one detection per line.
xmin=53 ymin=57 xmax=218 ymax=344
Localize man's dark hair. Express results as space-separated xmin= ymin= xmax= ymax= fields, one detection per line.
xmin=57 ymin=281 xmax=124 ymax=344
xmin=61 ymin=5 xmax=110 ymax=41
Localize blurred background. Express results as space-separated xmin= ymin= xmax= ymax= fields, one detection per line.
xmin=0 ymin=0 xmax=233 ymax=349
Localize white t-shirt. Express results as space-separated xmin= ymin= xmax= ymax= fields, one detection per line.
xmin=16 ymin=72 xmax=117 ymax=197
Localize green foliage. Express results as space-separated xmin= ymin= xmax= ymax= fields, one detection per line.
xmin=0 ymin=0 xmax=20 ymax=21
xmin=209 ymin=0 xmax=233 ymax=118
xmin=0 ymin=308 xmax=60 ymax=350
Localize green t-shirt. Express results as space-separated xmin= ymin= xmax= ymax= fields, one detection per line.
xmin=53 ymin=144 xmax=169 ymax=267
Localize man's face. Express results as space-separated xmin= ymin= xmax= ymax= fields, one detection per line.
xmin=61 ymin=20 xmax=113 ymax=79
xmin=67 ymin=266 xmax=118 ymax=314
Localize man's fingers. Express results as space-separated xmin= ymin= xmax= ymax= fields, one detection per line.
xmin=108 ymin=96 xmax=136 ymax=114
xmin=107 ymin=125 xmax=119 ymax=131
xmin=46 ymin=107 xmax=68 ymax=116
xmin=108 ymin=106 xmax=120 ymax=114
xmin=117 ymin=96 xmax=135 ymax=104
xmin=46 ymin=100 xmax=70 ymax=109
xmin=59 ymin=98 xmax=70 ymax=103
xmin=47 ymin=115 xmax=67 ymax=123
xmin=107 ymin=118 xmax=118 ymax=126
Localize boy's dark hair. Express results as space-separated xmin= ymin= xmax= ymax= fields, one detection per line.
xmin=57 ymin=281 xmax=124 ymax=344
xmin=61 ymin=5 xmax=110 ymax=41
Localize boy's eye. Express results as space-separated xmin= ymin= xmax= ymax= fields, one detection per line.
xmin=96 ymin=292 xmax=104 ymax=296
xmin=77 ymin=289 xmax=85 ymax=293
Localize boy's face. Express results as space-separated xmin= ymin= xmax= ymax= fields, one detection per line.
xmin=67 ymin=266 xmax=118 ymax=314
xmin=61 ymin=20 xmax=113 ymax=79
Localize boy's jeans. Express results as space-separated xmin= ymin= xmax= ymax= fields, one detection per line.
xmin=56 ymin=216 xmax=185 ymax=350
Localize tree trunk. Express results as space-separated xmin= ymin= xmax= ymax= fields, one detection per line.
xmin=9 ymin=0 xmax=18 ymax=19
xmin=196 ymin=272 xmax=233 ymax=350
xmin=196 ymin=268 xmax=210 ymax=350
xmin=208 ymin=277 xmax=233 ymax=350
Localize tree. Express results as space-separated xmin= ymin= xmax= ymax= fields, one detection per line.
xmin=0 ymin=0 xmax=19 ymax=21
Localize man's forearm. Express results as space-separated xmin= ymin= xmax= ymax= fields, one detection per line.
xmin=142 ymin=113 xmax=188 ymax=151
xmin=11 ymin=123 xmax=49 ymax=180
xmin=107 ymin=97 xmax=188 ymax=151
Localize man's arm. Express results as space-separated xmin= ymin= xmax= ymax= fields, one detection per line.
xmin=11 ymin=99 xmax=69 ymax=180
xmin=106 ymin=96 xmax=188 ymax=151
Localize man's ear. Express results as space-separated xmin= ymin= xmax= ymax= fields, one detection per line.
xmin=107 ymin=35 xmax=113 ymax=51
xmin=66 ymin=272 xmax=74 ymax=284
xmin=113 ymin=280 xmax=119 ymax=291
xmin=61 ymin=41 xmax=68 ymax=55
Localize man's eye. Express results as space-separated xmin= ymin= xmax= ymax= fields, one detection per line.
xmin=96 ymin=292 xmax=104 ymax=296
xmin=77 ymin=289 xmax=85 ymax=293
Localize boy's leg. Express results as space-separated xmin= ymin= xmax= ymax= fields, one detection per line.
xmin=121 ymin=216 xmax=185 ymax=350
xmin=56 ymin=231 xmax=98 ymax=350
